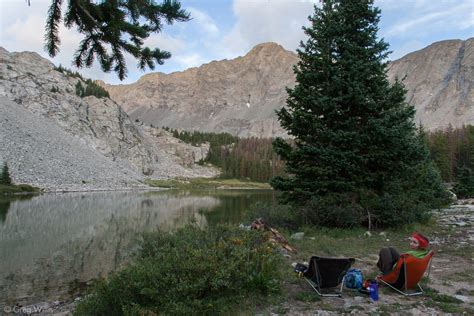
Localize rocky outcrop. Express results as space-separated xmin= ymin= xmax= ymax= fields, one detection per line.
xmin=0 ymin=48 xmax=218 ymax=190
xmin=143 ymin=126 xmax=210 ymax=166
xmin=104 ymin=39 xmax=473 ymax=136
xmin=387 ymin=39 xmax=474 ymax=130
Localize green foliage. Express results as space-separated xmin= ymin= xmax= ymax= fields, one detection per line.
xmin=75 ymin=81 xmax=84 ymax=97
xmin=0 ymin=162 xmax=12 ymax=186
xmin=75 ymin=79 xmax=109 ymax=99
xmin=426 ymin=125 xmax=474 ymax=182
xmin=75 ymin=225 xmax=282 ymax=315
xmin=271 ymin=0 xmax=448 ymax=228
xmin=245 ymin=202 xmax=300 ymax=231
xmin=168 ymin=128 xmax=285 ymax=182
xmin=55 ymin=64 xmax=83 ymax=79
xmin=56 ymin=64 xmax=109 ymax=98
xmin=45 ymin=0 xmax=190 ymax=80
xmin=453 ymin=166 xmax=474 ymax=198
xmin=0 ymin=184 xmax=39 ymax=194
xmin=424 ymin=288 xmax=464 ymax=313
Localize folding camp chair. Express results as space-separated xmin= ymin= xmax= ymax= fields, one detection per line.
xmin=377 ymin=251 xmax=434 ymax=296
xmin=297 ymin=256 xmax=355 ymax=297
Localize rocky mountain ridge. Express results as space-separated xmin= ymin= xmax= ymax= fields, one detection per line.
xmin=103 ymin=42 xmax=297 ymax=137
xmin=0 ymin=48 xmax=218 ymax=191
xmin=104 ymin=39 xmax=473 ymax=137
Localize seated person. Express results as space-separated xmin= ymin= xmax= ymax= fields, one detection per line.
xmin=376 ymin=232 xmax=430 ymax=275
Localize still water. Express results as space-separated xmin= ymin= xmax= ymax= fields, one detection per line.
xmin=0 ymin=189 xmax=275 ymax=305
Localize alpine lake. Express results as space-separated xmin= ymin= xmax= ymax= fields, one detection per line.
xmin=0 ymin=189 xmax=276 ymax=306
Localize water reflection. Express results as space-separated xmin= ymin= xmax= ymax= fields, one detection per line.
xmin=0 ymin=189 xmax=274 ymax=305
xmin=0 ymin=195 xmax=35 ymax=224
xmin=0 ymin=199 xmax=10 ymax=223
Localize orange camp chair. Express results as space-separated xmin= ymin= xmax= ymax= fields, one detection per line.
xmin=377 ymin=251 xmax=434 ymax=296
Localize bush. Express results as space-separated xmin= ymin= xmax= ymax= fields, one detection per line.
xmin=245 ymin=202 xmax=300 ymax=230
xmin=75 ymin=225 xmax=282 ymax=315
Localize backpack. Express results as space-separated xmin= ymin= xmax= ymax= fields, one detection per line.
xmin=344 ymin=268 xmax=363 ymax=289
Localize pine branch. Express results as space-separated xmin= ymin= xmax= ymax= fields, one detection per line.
xmin=43 ymin=0 xmax=190 ymax=80
xmin=45 ymin=0 xmax=63 ymax=57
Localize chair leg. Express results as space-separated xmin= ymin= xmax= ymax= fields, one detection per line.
xmin=304 ymin=278 xmax=343 ymax=297
xmin=378 ymin=279 xmax=424 ymax=296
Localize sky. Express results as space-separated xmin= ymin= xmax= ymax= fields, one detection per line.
xmin=1 ymin=0 xmax=473 ymax=84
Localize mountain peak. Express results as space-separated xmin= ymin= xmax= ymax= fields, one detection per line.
xmin=246 ymin=42 xmax=289 ymax=56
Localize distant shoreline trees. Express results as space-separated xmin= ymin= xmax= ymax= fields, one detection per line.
xmin=166 ymin=128 xmax=285 ymax=182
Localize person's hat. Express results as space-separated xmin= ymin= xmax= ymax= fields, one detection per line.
xmin=411 ymin=232 xmax=429 ymax=249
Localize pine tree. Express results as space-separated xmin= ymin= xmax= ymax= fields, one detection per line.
xmin=453 ymin=166 xmax=474 ymax=199
xmin=271 ymin=0 xmax=448 ymax=227
xmin=0 ymin=162 xmax=12 ymax=186
xmin=44 ymin=0 xmax=190 ymax=80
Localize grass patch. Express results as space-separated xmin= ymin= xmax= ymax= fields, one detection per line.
xmin=441 ymin=245 xmax=474 ymax=260
xmin=292 ymin=291 xmax=321 ymax=302
xmin=145 ymin=177 xmax=271 ymax=190
xmin=75 ymin=225 xmax=283 ymax=315
xmin=0 ymin=184 xmax=40 ymax=194
xmin=424 ymin=287 xmax=466 ymax=313
xmin=377 ymin=303 xmax=411 ymax=315
xmin=447 ymin=269 xmax=474 ymax=282
xmin=425 ymin=288 xmax=463 ymax=304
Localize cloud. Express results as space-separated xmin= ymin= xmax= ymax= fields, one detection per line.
xmin=382 ymin=1 xmax=473 ymax=38
xmin=188 ymin=7 xmax=220 ymax=38
xmin=223 ymin=0 xmax=319 ymax=55
xmin=174 ymin=53 xmax=208 ymax=70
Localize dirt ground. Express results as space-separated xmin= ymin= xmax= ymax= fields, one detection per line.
xmin=270 ymin=201 xmax=474 ymax=315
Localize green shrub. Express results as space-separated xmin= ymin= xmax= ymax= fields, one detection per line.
xmin=75 ymin=225 xmax=282 ymax=315
xmin=245 ymin=202 xmax=300 ymax=230
xmin=453 ymin=166 xmax=474 ymax=198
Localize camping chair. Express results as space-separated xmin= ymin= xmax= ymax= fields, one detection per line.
xmin=377 ymin=251 xmax=434 ymax=296
xmin=297 ymin=256 xmax=355 ymax=297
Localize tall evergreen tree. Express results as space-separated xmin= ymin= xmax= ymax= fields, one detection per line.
xmin=0 ymin=162 xmax=12 ymax=186
xmin=44 ymin=0 xmax=190 ymax=80
xmin=271 ymin=0 xmax=448 ymax=227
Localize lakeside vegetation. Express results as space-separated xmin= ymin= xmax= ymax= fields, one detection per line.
xmin=145 ymin=177 xmax=271 ymax=189
xmin=75 ymin=225 xmax=282 ymax=315
xmin=0 ymin=162 xmax=39 ymax=195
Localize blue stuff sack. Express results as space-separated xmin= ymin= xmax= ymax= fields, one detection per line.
xmin=344 ymin=269 xmax=363 ymax=289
